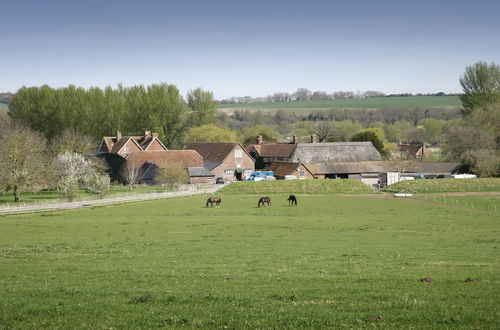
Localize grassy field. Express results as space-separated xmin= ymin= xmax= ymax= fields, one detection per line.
xmin=0 ymin=103 xmax=8 ymax=111
xmin=0 ymin=185 xmax=180 ymax=206
xmin=217 ymin=96 xmax=461 ymax=111
xmin=383 ymin=178 xmax=500 ymax=194
xmin=220 ymin=179 xmax=375 ymax=194
xmin=414 ymin=194 xmax=500 ymax=213
xmin=0 ymin=189 xmax=498 ymax=328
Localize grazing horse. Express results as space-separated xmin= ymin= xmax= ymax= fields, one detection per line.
xmin=206 ymin=196 xmax=221 ymax=208
xmin=287 ymin=194 xmax=297 ymax=206
xmin=258 ymin=196 xmax=271 ymax=207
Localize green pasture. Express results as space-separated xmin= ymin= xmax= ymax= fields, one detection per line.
xmin=383 ymin=178 xmax=500 ymax=194
xmin=217 ymin=96 xmax=461 ymax=111
xmin=415 ymin=194 xmax=500 ymax=213
xmin=1 ymin=191 xmax=498 ymax=328
xmin=220 ymin=179 xmax=375 ymax=194
xmin=0 ymin=185 xmax=174 ymax=205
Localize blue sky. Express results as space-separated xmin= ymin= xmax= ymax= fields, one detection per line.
xmin=2 ymin=0 xmax=500 ymax=99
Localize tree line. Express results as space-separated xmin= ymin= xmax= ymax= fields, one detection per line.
xmin=8 ymin=84 xmax=216 ymax=148
xmin=218 ymin=89 xmax=458 ymax=104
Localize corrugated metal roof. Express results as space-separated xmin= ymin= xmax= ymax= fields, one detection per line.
xmin=188 ymin=167 xmax=215 ymax=177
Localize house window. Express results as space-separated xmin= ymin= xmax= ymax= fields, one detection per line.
xmin=244 ymin=169 xmax=253 ymax=176
xmin=299 ymin=170 xmax=305 ymax=177
xmin=235 ymin=150 xmax=243 ymax=158
xmin=225 ymin=169 xmax=234 ymax=177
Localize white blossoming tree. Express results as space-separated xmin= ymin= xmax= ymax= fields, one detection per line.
xmin=53 ymin=152 xmax=110 ymax=201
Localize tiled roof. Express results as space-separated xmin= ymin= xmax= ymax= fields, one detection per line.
xmin=100 ymin=133 xmax=167 ymax=152
xmin=246 ymin=143 xmax=296 ymax=158
xmin=266 ymin=162 xmax=301 ymax=177
xmin=109 ymin=137 xmax=142 ymax=153
xmin=204 ymin=161 xmax=222 ymax=171
xmin=186 ymin=142 xmax=239 ymax=162
xmin=397 ymin=144 xmax=423 ymax=156
xmin=126 ymin=150 xmax=203 ymax=169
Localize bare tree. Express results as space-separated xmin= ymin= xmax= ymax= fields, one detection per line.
xmin=49 ymin=128 xmax=96 ymax=156
xmin=315 ymin=121 xmax=332 ymax=142
xmin=156 ymin=164 xmax=189 ymax=191
xmin=293 ymin=88 xmax=312 ymax=101
xmin=389 ymin=151 xmax=418 ymax=177
xmin=120 ymin=161 xmax=141 ymax=187
xmin=0 ymin=123 xmax=50 ymax=202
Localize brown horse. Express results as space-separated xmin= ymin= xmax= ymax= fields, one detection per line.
xmin=206 ymin=196 xmax=221 ymax=207
xmin=287 ymin=194 xmax=297 ymax=206
xmin=258 ymin=196 xmax=271 ymax=207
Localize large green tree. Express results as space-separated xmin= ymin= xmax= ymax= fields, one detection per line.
xmin=459 ymin=61 xmax=500 ymax=114
xmin=351 ymin=129 xmax=385 ymax=155
xmin=8 ymin=83 xmax=191 ymax=148
xmin=188 ymin=124 xmax=236 ymax=143
xmin=187 ymin=88 xmax=216 ymax=127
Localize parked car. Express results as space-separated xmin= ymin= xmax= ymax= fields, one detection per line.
xmin=216 ymin=177 xmax=225 ymax=184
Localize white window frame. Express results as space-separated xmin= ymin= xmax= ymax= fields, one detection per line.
xmin=235 ymin=149 xmax=243 ymax=158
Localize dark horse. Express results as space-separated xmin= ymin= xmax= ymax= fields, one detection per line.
xmin=287 ymin=194 xmax=297 ymax=206
xmin=258 ymin=196 xmax=271 ymax=207
xmin=206 ymin=196 xmax=221 ymax=207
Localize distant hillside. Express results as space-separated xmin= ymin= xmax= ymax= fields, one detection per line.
xmin=0 ymin=103 xmax=8 ymax=111
xmin=218 ymin=96 xmax=461 ymax=112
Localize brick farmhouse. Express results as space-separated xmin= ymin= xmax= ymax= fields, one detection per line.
xmin=97 ymin=131 xmax=213 ymax=184
xmin=186 ymin=142 xmax=255 ymax=181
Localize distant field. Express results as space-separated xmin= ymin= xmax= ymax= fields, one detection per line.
xmin=0 ymin=103 xmax=8 ymax=111
xmin=217 ymin=96 xmax=461 ymax=112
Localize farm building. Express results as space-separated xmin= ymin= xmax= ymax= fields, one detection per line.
xmin=305 ymin=161 xmax=461 ymax=186
xmin=246 ymin=135 xmax=382 ymax=168
xmin=306 ymin=161 xmax=392 ymax=185
xmin=266 ymin=161 xmax=315 ymax=180
xmin=96 ymin=131 xmax=210 ymax=184
xmin=186 ymin=142 xmax=255 ymax=181
xmin=395 ymin=143 xmax=426 ymax=159
xmin=98 ymin=130 xmax=167 ymax=157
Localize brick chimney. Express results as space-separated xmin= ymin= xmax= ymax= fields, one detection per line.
xmin=116 ymin=130 xmax=122 ymax=140
xmin=292 ymin=135 xmax=298 ymax=144
xmin=310 ymin=133 xmax=318 ymax=143
xmin=144 ymin=130 xmax=152 ymax=139
xmin=152 ymin=132 xmax=159 ymax=138
xmin=256 ymin=135 xmax=263 ymax=144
